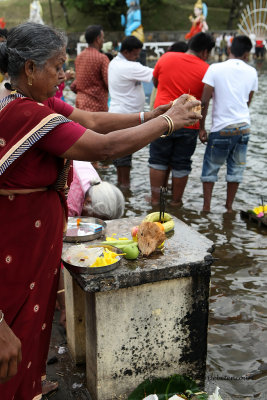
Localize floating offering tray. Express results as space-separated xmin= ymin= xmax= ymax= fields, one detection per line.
xmin=240 ymin=210 xmax=267 ymax=229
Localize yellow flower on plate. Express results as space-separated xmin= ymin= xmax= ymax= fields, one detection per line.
xmin=89 ymin=248 xmax=121 ymax=268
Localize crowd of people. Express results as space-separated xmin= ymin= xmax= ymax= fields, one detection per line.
xmin=0 ymin=18 xmax=259 ymax=400
xmin=70 ymin=25 xmax=258 ymax=213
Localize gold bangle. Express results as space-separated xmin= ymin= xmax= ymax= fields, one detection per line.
xmin=160 ymin=115 xmax=171 ymax=136
xmin=57 ymin=289 xmax=65 ymax=294
xmin=0 ymin=310 xmax=4 ymax=324
xmin=160 ymin=115 xmax=174 ymax=137
xmin=164 ymin=115 xmax=174 ymax=135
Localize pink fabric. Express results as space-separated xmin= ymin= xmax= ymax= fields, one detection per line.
xmin=67 ymin=161 xmax=100 ymax=216
xmin=54 ymin=82 xmax=65 ymax=99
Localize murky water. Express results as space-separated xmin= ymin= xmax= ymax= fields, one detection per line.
xmin=65 ymin=58 xmax=267 ymax=399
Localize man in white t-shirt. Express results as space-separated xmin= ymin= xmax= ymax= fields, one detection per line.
xmin=108 ymin=35 xmax=153 ymax=187
xmin=199 ymin=35 xmax=258 ymax=213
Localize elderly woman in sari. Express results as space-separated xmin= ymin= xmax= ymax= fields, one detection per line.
xmin=0 ymin=22 xmax=201 ymax=400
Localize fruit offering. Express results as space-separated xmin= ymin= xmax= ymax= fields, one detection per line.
xmin=143 ymin=212 xmax=175 ymax=233
xmin=100 ymin=237 xmax=139 ymax=260
xmin=137 ymin=221 xmax=166 ymax=256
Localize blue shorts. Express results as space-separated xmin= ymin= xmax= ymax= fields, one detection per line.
xmin=201 ymin=125 xmax=250 ymax=183
xmin=149 ymin=128 xmax=199 ymax=178
xmin=113 ymin=154 xmax=132 ymax=168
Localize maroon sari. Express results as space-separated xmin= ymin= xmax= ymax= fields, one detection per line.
xmin=0 ymin=94 xmax=72 ymax=400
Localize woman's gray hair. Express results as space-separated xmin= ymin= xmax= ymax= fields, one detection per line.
xmin=0 ymin=22 xmax=67 ymax=79
xmin=85 ymin=181 xmax=125 ymax=220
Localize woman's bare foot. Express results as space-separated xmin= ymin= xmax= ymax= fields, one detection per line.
xmin=42 ymin=380 xmax=59 ymax=395
xmin=59 ymin=309 xmax=66 ymax=329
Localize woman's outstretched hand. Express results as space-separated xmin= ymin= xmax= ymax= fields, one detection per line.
xmin=166 ymin=94 xmax=202 ymax=130
xmin=0 ymin=319 xmax=22 ymax=384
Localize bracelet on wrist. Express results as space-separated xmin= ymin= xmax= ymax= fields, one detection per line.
xmin=159 ymin=114 xmax=174 ymax=137
xmin=139 ymin=111 xmax=145 ymax=124
xmin=0 ymin=310 xmax=4 ymax=324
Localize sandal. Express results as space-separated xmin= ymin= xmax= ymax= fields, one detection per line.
xmin=42 ymin=379 xmax=59 ymax=395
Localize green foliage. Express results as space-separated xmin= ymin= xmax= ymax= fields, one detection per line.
xmin=128 ymin=374 xmax=208 ymax=400
xmin=0 ymin=0 xmax=243 ymax=32
xmin=63 ymin=0 xmax=158 ymax=13
xmin=94 ymin=0 xmax=120 ymax=5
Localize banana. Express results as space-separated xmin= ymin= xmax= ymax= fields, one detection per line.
xmin=143 ymin=212 xmax=174 ymax=233
xmin=143 ymin=212 xmax=172 ymax=222
xmin=162 ymin=219 xmax=175 ymax=233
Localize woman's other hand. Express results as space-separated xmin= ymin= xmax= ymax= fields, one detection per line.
xmin=148 ymin=103 xmax=172 ymax=120
xmin=166 ymin=94 xmax=202 ymax=130
xmin=0 ymin=319 xmax=22 ymax=384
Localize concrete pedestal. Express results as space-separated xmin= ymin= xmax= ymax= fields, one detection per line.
xmin=63 ymin=216 xmax=214 ymax=400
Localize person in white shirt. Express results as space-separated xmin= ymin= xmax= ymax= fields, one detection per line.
xmin=199 ymin=35 xmax=258 ymax=213
xmin=108 ymin=35 xmax=153 ymax=187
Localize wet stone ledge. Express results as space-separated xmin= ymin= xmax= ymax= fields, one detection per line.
xmin=63 ymin=216 xmax=214 ymax=293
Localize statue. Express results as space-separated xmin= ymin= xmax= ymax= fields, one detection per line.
xmin=121 ymin=0 xmax=144 ymax=43
xmin=29 ymin=0 xmax=44 ymax=25
xmin=238 ymin=2 xmax=267 ymax=59
xmin=185 ymin=0 xmax=208 ymax=40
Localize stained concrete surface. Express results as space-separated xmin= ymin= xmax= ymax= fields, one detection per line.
xmin=44 ymin=309 xmax=90 ymax=400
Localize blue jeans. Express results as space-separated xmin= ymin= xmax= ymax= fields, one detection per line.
xmin=149 ymin=128 xmax=199 ymax=178
xmin=201 ymin=125 xmax=250 ymax=183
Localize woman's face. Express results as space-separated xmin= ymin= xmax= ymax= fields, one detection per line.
xmin=30 ymin=48 xmax=66 ymax=102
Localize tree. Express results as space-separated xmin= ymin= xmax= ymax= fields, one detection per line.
xmin=62 ymin=0 xmax=160 ymax=30
xmin=56 ymin=0 xmax=71 ymax=26
xmin=227 ymin=0 xmax=250 ymax=30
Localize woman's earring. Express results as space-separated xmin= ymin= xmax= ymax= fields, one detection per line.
xmin=27 ymin=77 xmax=33 ymax=86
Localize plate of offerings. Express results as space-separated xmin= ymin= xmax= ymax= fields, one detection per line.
xmin=61 ymin=244 xmax=122 ymax=274
xmin=63 ymin=217 xmax=106 ymax=243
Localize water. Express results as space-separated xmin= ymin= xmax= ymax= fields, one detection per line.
xmin=64 ymin=58 xmax=267 ymax=399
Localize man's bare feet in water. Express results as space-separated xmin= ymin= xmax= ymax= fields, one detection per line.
xmin=42 ymin=379 xmax=59 ymax=395
xmin=169 ymin=200 xmax=183 ymax=208
xmin=145 ymin=195 xmax=160 ymax=206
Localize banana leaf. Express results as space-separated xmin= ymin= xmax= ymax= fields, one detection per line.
xmin=128 ymin=374 xmax=208 ymax=400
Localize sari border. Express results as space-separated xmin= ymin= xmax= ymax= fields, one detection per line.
xmin=0 ymin=113 xmax=70 ymax=176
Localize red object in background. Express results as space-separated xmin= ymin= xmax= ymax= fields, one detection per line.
xmin=55 ymin=81 xmax=65 ymax=99
xmin=185 ymin=20 xmax=202 ymax=39
xmin=256 ymin=39 xmax=264 ymax=48
xmin=0 ymin=18 xmax=6 ymax=29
